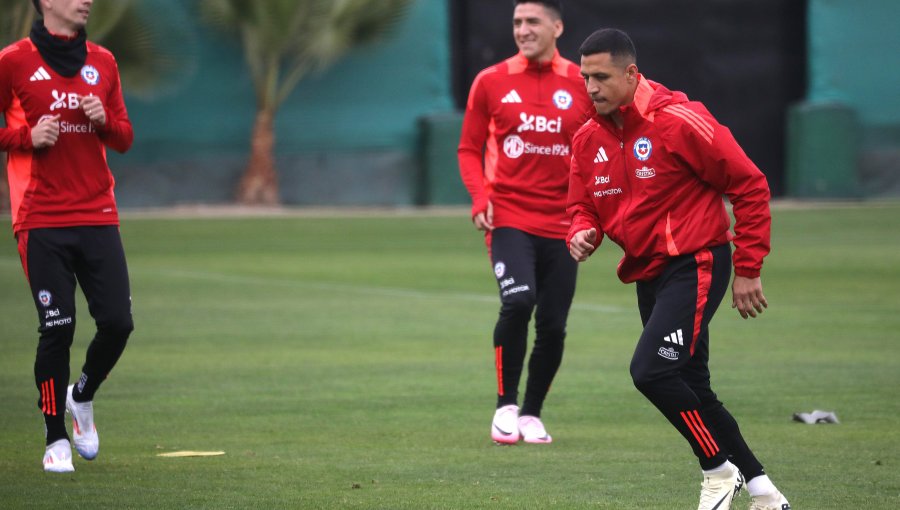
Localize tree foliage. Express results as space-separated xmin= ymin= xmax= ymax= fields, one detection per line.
xmin=198 ymin=0 xmax=414 ymax=203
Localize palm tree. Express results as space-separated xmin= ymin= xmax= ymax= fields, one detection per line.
xmin=84 ymin=1 xmax=197 ymax=100
xmin=0 ymin=0 xmax=194 ymax=212
xmin=198 ymin=0 xmax=413 ymax=205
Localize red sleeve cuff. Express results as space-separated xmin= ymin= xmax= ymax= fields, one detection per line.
xmin=22 ymin=126 xmax=33 ymax=150
xmin=734 ymin=266 xmax=761 ymax=279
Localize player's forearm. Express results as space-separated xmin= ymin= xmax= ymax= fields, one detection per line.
xmin=98 ymin=119 xmax=133 ymax=153
xmin=0 ymin=125 xmax=33 ymax=151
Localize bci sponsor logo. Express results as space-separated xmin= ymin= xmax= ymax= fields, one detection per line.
xmin=517 ymin=113 xmax=562 ymax=133
xmin=50 ymin=90 xmax=84 ymax=111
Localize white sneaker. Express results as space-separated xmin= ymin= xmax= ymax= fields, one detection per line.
xmin=698 ymin=461 xmax=744 ymax=510
xmin=43 ymin=439 xmax=74 ymax=473
xmin=491 ymin=405 xmax=520 ymax=444
xmin=66 ymin=385 xmax=98 ymax=460
xmin=749 ymin=491 xmax=791 ymax=510
xmin=517 ymin=415 xmax=552 ymax=443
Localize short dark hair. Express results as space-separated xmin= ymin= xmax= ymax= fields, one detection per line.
xmin=32 ymin=0 xmax=42 ymax=15
xmin=514 ymin=0 xmax=563 ymax=19
xmin=579 ymin=28 xmax=637 ymax=64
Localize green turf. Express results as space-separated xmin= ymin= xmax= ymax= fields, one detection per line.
xmin=1 ymin=203 xmax=898 ymax=509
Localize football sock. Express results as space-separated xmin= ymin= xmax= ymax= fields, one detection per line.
xmin=747 ymin=475 xmax=778 ymax=497
xmin=702 ymin=460 xmax=731 ymax=476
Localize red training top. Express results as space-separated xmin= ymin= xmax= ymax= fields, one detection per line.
xmin=0 ymin=38 xmax=132 ymax=234
xmin=567 ymin=75 xmax=771 ymax=283
xmin=458 ymin=50 xmax=593 ymax=240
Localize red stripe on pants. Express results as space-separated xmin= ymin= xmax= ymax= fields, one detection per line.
xmin=495 ymin=346 xmax=504 ymax=396
xmin=41 ymin=381 xmax=48 ymax=413
xmin=49 ymin=378 xmax=56 ymax=415
xmin=41 ymin=378 xmax=57 ymax=416
xmin=681 ymin=410 xmax=719 ymax=458
xmin=691 ymin=249 xmax=713 ymax=355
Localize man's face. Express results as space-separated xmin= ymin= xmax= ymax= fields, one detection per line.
xmin=580 ymin=52 xmax=636 ymax=116
xmin=43 ymin=0 xmax=93 ymax=33
xmin=512 ymin=3 xmax=562 ymax=62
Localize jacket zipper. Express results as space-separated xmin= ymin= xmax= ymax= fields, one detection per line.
xmin=620 ymin=136 xmax=632 ymax=253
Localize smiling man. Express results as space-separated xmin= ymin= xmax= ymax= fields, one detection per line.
xmin=458 ymin=0 xmax=593 ymax=445
xmin=1 ymin=0 xmax=134 ymax=472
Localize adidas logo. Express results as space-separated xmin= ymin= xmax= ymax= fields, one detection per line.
xmin=664 ymin=329 xmax=684 ymax=346
xmin=594 ymin=146 xmax=609 ymax=163
xmin=501 ymin=89 xmax=522 ymax=104
xmin=29 ymin=66 xmax=51 ymax=82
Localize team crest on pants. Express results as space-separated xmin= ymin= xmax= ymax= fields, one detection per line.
xmin=494 ymin=261 xmax=506 ymax=278
xmin=38 ymin=290 xmax=52 ymax=307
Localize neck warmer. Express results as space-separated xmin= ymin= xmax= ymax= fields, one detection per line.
xmin=29 ymin=19 xmax=87 ymax=77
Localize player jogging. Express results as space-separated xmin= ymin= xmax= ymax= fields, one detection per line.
xmin=567 ymin=29 xmax=791 ymax=510
xmin=458 ymin=0 xmax=593 ymax=444
xmin=1 ymin=0 xmax=134 ymax=472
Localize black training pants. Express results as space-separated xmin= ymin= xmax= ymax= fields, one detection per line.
xmin=489 ymin=227 xmax=577 ymax=417
xmin=17 ymin=226 xmax=133 ymax=445
xmin=629 ymin=243 xmax=764 ymax=477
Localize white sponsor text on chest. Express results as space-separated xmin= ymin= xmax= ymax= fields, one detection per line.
xmin=593 ymin=176 xmax=622 ymax=198
xmin=517 ymin=113 xmax=562 ymax=133
xmin=502 ymin=135 xmax=569 ymax=159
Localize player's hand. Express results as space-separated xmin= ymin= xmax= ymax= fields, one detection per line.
xmin=732 ymin=275 xmax=767 ymax=319
xmin=569 ymin=228 xmax=597 ymax=262
xmin=80 ymin=94 xmax=106 ymax=127
xmin=473 ymin=200 xmax=494 ymax=231
xmin=31 ymin=114 xmax=61 ymax=149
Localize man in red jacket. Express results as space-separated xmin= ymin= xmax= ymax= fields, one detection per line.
xmin=458 ymin=0 xmax=593 ymax=445
xmin=1 ymin=0 xmax=134 ymax=472
xmin=567 ymin=29 xmax=790 ymax=510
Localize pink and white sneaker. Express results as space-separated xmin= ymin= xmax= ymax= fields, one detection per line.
xmin=66 ymin=385 xmax=99 ymax=460
xmin=43 ymin=439 xmax=74 ymax=473
xmin=491 ymin=405 xmax=520 ymax=444
xmin=518 ymin=415 xmax=552 ymax=443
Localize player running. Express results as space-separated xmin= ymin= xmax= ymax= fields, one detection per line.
xmin=567 ymin=29 xmax=791 ymax=510
xmin=1 ymin=0 xmax=134 ymax=472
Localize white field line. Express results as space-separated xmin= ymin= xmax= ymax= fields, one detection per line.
xmin=0 ymin=257 xmax=624 ymax=314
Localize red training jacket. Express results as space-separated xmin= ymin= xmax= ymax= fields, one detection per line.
xmin=458 ymin=50 xmax=593 ymax=240
xmin=0 ymin=38 xmax=133 ymax=235
xmin=566 ymin=75 xmax=771 ymax=283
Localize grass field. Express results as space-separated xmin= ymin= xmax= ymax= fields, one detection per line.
xmin=1 ymin=202 xmax=898 ymax=509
